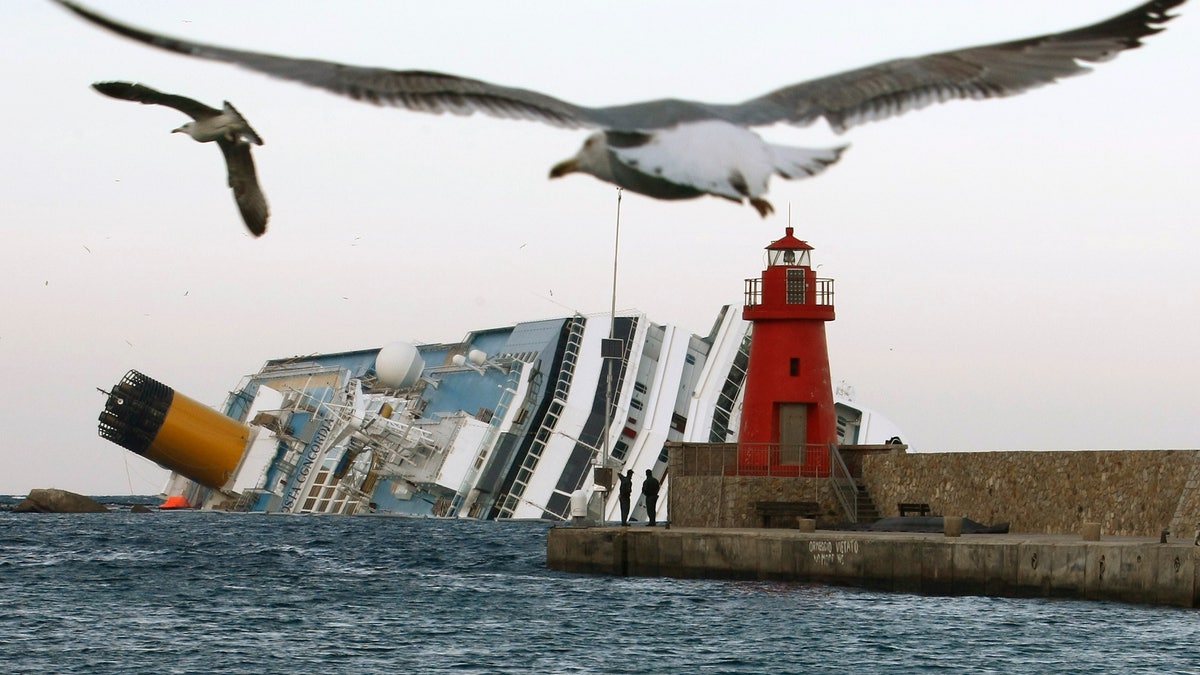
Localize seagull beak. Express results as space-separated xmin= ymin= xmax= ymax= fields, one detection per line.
xmin=171 ymin=125 xmax=186 ymax=134
xmin=549 ymin=158 xmax=578 ymax=179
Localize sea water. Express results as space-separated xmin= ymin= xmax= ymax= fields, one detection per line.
xmin=2 ymin=509 xmax=1199 ymax=674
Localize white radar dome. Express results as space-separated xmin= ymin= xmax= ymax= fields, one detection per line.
xmin=375 ymin=342 xmax=424 ymax=388
xmin=468 ymin=349 xmax=487 ymax=366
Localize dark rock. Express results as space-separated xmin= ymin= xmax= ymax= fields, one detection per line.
xmin=129 ymin=504 xmax=153 ymax=513
xmin=13 ymin=488 xmax=109 ymax=513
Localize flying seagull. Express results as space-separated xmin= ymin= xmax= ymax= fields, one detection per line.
xmin=58 ymin=1 xmax=1185 ymax=217
xmin=91 ymin=81 xmax=269 ymax=237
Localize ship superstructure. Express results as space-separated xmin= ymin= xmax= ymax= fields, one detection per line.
xmin=99 ymin=306 xmax=905 ymax=521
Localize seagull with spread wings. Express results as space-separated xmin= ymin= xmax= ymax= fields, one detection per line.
xmin=60 ymin=1 xmax=1184 ymax=218
xmin=91 ymin=81 xmax=269 ymax=237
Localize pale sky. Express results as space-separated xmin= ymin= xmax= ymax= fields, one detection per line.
xmin=1 ymin=1 xmax=1196 ymax=495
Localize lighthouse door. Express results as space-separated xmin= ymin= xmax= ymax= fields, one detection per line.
xmin=778 ymin=403 xmax=807 ymax=466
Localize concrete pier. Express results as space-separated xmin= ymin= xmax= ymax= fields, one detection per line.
xmin=546 ymin=526 xmax=1200 ymax=608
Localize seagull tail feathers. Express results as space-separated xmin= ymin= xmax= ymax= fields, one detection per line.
xmin=770 ymin=144 xmax=848 ymax=180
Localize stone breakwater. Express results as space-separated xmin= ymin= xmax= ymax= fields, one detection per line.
xmin=546 ymin=526 xmax=1200 ymax=608
xmin=665 ymin=446 xmax=1200 ymax=538
xmin=860 ymin=449 xmax=1200 ymax=538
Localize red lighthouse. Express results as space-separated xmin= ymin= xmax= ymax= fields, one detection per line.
xmin=739 ymin=227 xmax=837 ymax=475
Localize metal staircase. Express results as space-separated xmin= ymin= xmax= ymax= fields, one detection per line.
xmin=829 ymin=443 xmax=880 ymax=524
xmin=496 ymin=316 xmax=586 ymax=518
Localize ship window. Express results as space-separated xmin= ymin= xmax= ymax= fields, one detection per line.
xmin=685 ymin=354 xmax=696 ymax=365
xmin=630 ymin=398 xmax=643 ymax=411
xmin=634 ymin=382 xmax=648 ymax=394
xmin=790 ymin=358 xmax=800 ymax=376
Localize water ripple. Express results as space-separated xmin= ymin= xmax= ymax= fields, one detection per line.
xmin=2 ymin=511 xmax=1199 ymax=672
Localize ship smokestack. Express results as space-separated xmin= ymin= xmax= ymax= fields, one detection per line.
xmin=98 ymin=370 xmax=248 ymax=490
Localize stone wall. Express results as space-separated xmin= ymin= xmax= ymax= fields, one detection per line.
xmin=668 ymin=443 xmax=839 ymax=528
xmin=861 ymin=449 xmax=1200 ymax=538
xmin=669 ymin=474 xmax=836 ymax=528
xmin=668 ymin=444 xmax=1200 ymax=538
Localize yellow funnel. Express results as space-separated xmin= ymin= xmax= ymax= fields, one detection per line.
xmin=99 ymin=370 xmax=249 ymax=490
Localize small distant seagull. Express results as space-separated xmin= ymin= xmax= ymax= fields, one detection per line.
xmin=59 ymin=1 xmax=1185 ymax=217
xmin=90 ymin=81 xmax=269 ymax=236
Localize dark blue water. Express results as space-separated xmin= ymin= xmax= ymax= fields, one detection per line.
xmin=2 ymin=510 xmax=1198 ymax=674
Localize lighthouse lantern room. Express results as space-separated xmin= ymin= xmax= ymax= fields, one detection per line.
xmin=739 ymin=227 xmax=837 ymax=475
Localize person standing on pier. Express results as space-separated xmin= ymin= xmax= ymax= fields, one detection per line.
xmin=641 ymin=469 xmax=661 ymax=526
xmin=616 ymin=469 xmax=634 ymax=526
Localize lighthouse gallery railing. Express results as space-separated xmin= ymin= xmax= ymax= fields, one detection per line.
xmin=743 ymin=277 xmax=835 ymax=307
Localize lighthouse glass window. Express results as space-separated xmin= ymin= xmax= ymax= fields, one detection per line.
xmin=786 ymin=268 xmax=807 ymax=304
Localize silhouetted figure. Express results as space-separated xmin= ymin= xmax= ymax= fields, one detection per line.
xmin=641 ymin=469 xmax=661 ymax=526
xmin=616 ymin=469 xmax=634 ymax=526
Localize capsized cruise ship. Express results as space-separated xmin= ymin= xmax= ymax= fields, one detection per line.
xmin=97 ymin=305 xmax=905 ymax=522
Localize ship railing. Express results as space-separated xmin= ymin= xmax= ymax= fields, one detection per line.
xmin=335 ymin=481 xmax=373 ymax=515
xmin=232 ymin=489 xmax=269 ymax=512
xmin=497 ymin=317 xmax=585 ymax=518
xmin=449 ymin=367 xmax=524 ymax=517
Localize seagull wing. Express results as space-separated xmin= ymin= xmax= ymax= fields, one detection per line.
xmin=59 ymin=1 xmax=602 ymax=130
xmin=217 ymin=139 xmax=268 ymax=237
xmin=59 ymin=0 xmax=1184 ymax=134
xmin=725 ymin=0 xmax=1185 ymax=131
xmin=91 ymin=80 xmax=219 ymax=120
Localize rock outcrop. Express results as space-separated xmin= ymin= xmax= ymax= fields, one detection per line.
xmin=13 ymin=488 xmax=109 ymax=513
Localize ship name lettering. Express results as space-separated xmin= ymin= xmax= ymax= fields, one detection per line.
xmin=282 ymin=418 xmax=333 ymax=511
